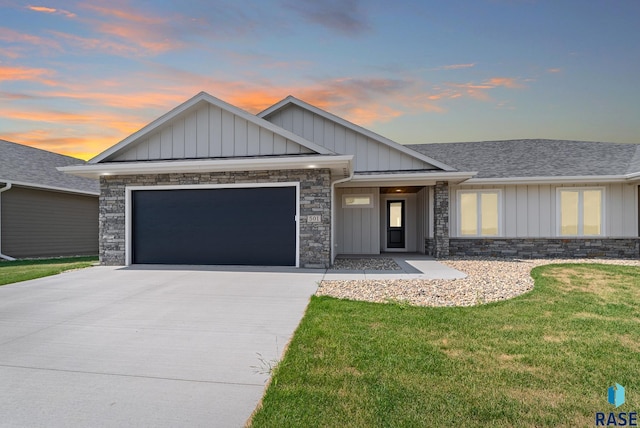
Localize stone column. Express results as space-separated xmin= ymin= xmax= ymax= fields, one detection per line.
xmin=433 ymin=181 xmax=450 ymax=258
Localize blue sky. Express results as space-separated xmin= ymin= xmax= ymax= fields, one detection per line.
xmin=0 ymin=0 xmax=638 ymax=159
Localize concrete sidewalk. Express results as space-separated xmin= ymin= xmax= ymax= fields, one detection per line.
xmin=0 ymin=266 xmax=324 ymax=428
xmin=323 ymin=254 xmax=467 ymax=280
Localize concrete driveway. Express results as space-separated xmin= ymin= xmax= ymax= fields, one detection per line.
xmin=0 ymin=266 xmax=324 ymax=427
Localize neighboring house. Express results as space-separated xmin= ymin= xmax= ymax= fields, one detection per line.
xmin=60 ymin=92 xmax=640 ymax=267
xmin=0 ymin=140 xmax=99 ymax=260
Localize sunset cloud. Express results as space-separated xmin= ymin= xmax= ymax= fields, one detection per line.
xmin=1 ymin=129 xmax=121 ymax=160
xmin=0 ymin=65 xmax=57 ymax=85
xmin=547 ymin=68 xmax=562 ymax=73
xmin=284 ymin=0 xmax=370 ymax=35
xmin=484 ymin=77 xmax=524 ymax=88
xmin=0 ymin=106 xmax=145 ymax=135
xmin=433 ymin=63 xmax=477 ymax=71
xmin=48 ymin=30 xmax=140 ymax=56
xmin=444 ymin=76 xmax=525 ymax=101
xmin=0 ymin=27 xmax=61 ymax=51
xmin=27 ymin=5 xmax=76 ymax=18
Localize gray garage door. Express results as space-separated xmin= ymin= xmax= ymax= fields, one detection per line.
xmin=132 ymin=186 xmax=297 ymax=266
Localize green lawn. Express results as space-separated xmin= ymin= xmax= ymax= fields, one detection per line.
xmin=0 ymin=256 xmax=97 ymax=286
xmin=250 ymin=264 xmax=640 ymax=427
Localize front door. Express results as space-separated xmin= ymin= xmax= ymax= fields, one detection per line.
xmin=387 ymin=200 xmax=405 ymax=249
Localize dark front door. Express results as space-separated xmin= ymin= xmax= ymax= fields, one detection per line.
xmin=386 ymin=200 xmax=405 ymax=249
xmin=132 ymin=186 xmax=296 ymax=266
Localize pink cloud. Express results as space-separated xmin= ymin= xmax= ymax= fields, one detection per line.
xmin=0 ymin=65 xmax=58 ymax=85
xmin=485 ymin=77 xmax=523 ymax=88
xmin=75 ymin=3 xmax=184 ymax=54
xmin=0 ymin=27 xmax=61 ymax=51
xmin=27 ymin=5 xmax=76 ymax=18
xmin=433 ymin=63 xmax=477 ymax=71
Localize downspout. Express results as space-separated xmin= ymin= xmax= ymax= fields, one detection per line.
xmin=0 ymin=182 xmax=16 ymax=261
xmin=330 ymin=168 xmax=354 ymax=265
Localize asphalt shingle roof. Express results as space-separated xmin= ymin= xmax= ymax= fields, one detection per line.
xmin=0 ymin=139 xmax=99 ymax=194
xmin=408 ymin=139 xmax=640 ymax=178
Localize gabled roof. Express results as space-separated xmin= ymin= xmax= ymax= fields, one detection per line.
xmin=0 ymin=139 xmax=99 ymax=195
xmin=409 ymin=139 xmax=640 ymax=180
xmin=90 ymin=92 xmax=335 ymax=164
xmin=259 ymin=96 xmax=456 ymax=172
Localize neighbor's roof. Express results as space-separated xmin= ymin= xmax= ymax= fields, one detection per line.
xmin=0 ymin=139 xmax=99 ymax=195
xmin=409 ymin=139 xmax=640 ymax=179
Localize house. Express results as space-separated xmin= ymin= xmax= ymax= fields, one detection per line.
xmin=0 ymin=140 xmax=99 ymax=260
xmin=60 ymin=92 xmax=640 ymax=267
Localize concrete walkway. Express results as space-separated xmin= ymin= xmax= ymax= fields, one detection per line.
xmin=324 ymin=254 xmax=467 ymax=280
xmin=0 ymin=266 xmax=324 ymax=428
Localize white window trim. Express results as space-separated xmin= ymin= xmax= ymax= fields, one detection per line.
xmin=456 ymin=189 xmax=503 ymax=237
xmin=342 ymin=193 xmax=374 ymax=208
xmin=555 ymin=186 xmax=606 ymax=237
xmin=125 ymin=182 xmax=300 ymax=267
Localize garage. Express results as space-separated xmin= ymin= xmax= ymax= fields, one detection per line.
xmin=130 ymin=185 xmax=298 ymax=266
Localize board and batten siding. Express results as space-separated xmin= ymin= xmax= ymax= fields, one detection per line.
xmin=1 ymin=186 xmax=98 ymax=258
xmin=265 ymin=105 xmax=435 ymax=172
xmin=112 ymin=103 xmax=313 ymax=161
xmin=336 ymin=188 xmax=380 ymax=254
xmin=450 ymin=183 xmax=638 ymax=238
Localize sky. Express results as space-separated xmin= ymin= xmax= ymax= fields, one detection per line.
xmin=0 ymin=0 xmax=639 ymax=160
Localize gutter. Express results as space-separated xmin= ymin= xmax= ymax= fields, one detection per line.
xmin=0 ymin=182 xmax=16 ymax=261
xmin=465 ymin=175 xmax=633 ymax=185
xmin=59 ymin=155 xmax=354 ymax=179
xmin=330 ymin=167 xmax=355 ymax=265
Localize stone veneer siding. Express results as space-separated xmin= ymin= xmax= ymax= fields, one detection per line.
xmin=432 ymin=181 xmax=450 ymax=258
xmin=448 ymin=238 xmax=640 ymax=259
xmin=99 ymin=169 xmax=332 ymax=267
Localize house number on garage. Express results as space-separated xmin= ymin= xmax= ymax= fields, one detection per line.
xmin=307 ymin=215 xmax=322 ymax=223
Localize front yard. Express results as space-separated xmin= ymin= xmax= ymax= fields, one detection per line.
xmin=0 ymin=256 xmax=97 ymax=286
xmin=250 ymin=263 xmax=640 ymax=427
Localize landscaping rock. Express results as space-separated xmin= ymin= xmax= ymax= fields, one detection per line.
xmin=317 ymin=258 xmax=639 ymax=307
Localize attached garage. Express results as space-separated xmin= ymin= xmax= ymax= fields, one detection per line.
xmin=128 ymin=184 xmax=299 ymax=266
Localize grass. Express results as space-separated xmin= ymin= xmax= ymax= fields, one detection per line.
xmin=250 ymin=264 xmax=640 ymax=427
xmin=0 ymin=256 xmax=97 ymax=286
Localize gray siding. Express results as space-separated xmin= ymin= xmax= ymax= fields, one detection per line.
xmin=266 ymin=105 xmax=436 ymax=172
xmin=336 ymin=187 xmax=380 ymax=254
xmin=1 ymin=186 xmax=98 ymax=258
xmin=112 ymin=103 xmax=313 ymax=161
xmin=450 ymin=183 xmax=638 ymax=238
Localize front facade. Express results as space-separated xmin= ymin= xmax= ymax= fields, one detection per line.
xmin=62 ymin=93 xmax=640 ymax=266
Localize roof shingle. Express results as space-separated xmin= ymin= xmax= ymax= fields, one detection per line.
xmin=0 ymin=139 xmax=99 ymax=194
xmin=409 ymin=139 xmax=640 ymax=178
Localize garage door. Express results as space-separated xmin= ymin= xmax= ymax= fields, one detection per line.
xmin=131 ymin=186 xmax=297 ymax=266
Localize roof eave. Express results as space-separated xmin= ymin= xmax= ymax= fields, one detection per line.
xmin=0 ymin=178 xmax=99 ymax=196
xmin=339 ymin=171 xmax=477 ymax=187
xmin=465 ymin=175 xmax=634 ymax=185
xmin=59 ymin=155 xmax=354 ymax=179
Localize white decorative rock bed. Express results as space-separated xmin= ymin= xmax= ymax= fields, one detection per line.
xmin=317 ymin=258 xmax=640 ymax=307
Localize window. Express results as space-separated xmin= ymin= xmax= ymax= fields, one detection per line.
xmin=458 ymin=190 xmax=501 ymax=236
xmin=557 ymin=188 xmax=603 ymax=236
xmin=343 ymin=194 xmax=373 ymax=208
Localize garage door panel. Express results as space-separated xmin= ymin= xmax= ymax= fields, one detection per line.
xmin=132 ymin=187 xmax=296 ymax=265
